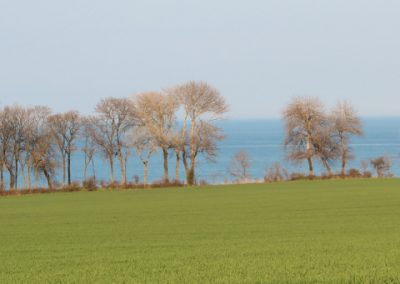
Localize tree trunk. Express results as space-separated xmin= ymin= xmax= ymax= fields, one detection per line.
xmin=340 ymin=135 xmax=346 ymax=177
xmin=307 ymin=157 xmax=314 ymax=177
xmin=306 ymin=132 xmax=314 ymax=177
xmin=10 ymin=175 xmax=15 ymax=190
xmin=19 ymin=155 xmax=28 ymax=189
xmin=67 ymin=151 xmax=71 ymax=185
xmin=187 ymin=167 xmax=195 ymax=186
xmin=187 ymin=154 xmax=196 ymax=186
xmin=91 ymin=158 xmax=96 ymax=180
xmin=62 ymin=154 xmax=66 ymax=187
xmin=27 ymin=164 xmax=31 ymax=191
xmin=175 ymin=152 xmax=180 ymax=182
xmin=162 ymin=147 xmax=169 ymax=184
xmin=109 ymin=155 xmax=115 ymax=184
xmin=182 ymin=150 xmax=189 ymax=184
xmin=143 ymin=161 xmax=148 ymax=186
xmin=8 ymin=167 xmax=15 ymax=190
xmin=34 ymin=168 xmax=39 ymax=189
xmin=322 ymin=159 xmax=332 ymax=176
xmin=0 ymin=166 xmax=4 ymax=191
xmin=187 ymin=118 xmax=197 ymax=186
xmin=15 ymin=156 xmax=18 ymax=190
xmin=124 ymin=155 xmax=128 ymax=185
xmin=43 ymin=169 xmax=52 ymax=190
xmin=118 ymin=150 xmax=125 ymax=185
xmin=0 ymin=165 xmax=4 ymax=191
xmin=20 ymin=161 xmax=27 ymax=189
xmin=83 ymin=158 xmax=88 ymax=181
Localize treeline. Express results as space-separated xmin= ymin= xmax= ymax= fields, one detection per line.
xmin=281 ymin=97 xmax=393 ymax=179
xmin=229 ymin=96 xmax=394 ymax=184
xmin=0 ymin=81 xmax=228 ymax=191
xmin=282 ymin=97 xmax=363 ymax=177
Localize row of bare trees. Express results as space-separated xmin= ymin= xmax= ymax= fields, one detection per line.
xmin=0 ymin=106 xmax=57 ymax=190
xmin=0 ymin=81 xmax=228 ymax=191
xmin=283 ymin=97 xmax=363 ymax=177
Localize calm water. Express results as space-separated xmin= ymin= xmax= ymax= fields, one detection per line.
xmin=66 ymin=118 xmax=400 ymax=185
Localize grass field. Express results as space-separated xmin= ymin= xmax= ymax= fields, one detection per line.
xmin=1 ymin=179 xmax=400 ymax=283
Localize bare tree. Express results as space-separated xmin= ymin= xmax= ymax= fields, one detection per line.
xmin=312 ymin=126 xmax=340 ymax=176
xmin=229 ymin=150 xmax=251 ymax=182
xmin=98 ymin=97 xmax=137 ymax=185
xmin=265 ymin=162 xmax=289 ymax=182
xmin=170 ymin=132 xmax=184 ymax=182
xmin=0 ymin=109 xmax=13 ymax=190
xmin=360 ymin=160 xmax=370 ymax=176
xmin=81 ymin=118 xmax=97 ymax=181
xmin=171 ymin=81 xmax=228 ymax=185
xmin=371 ymin=156 xmax=392 ymax=178
xmin=283 ymin=97 xmax=326 ymax=177
xmin=31 ymin=129 xmax=57 ymax=190
xmin=130 ymin=127 xmax=157 ymax=186
xmin=89 ymin=98 xmax=136 ymax=185
xmin=134 ymin=92 xmax=178 ymax=183
xmin=331 ymin=101 xmax=363 ymax=176
xmin=1 ymin=106 xmax=30 ymax=189
xmin=48 ymin=111 xmax=81 ymax=186
xmin=85 ymin=115 xmax=116 ymax=184
xmin=23 ymin=106 xmax=52 ymax=190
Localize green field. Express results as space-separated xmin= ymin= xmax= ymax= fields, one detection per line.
xmin=1 ymin=179 xmax=400 ymax=283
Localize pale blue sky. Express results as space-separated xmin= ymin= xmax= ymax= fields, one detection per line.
xmin=1 ymin=0 xmax=399 ymax=118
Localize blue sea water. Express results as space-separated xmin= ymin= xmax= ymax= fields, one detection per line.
xmin=66 ymin=117 xmax=400 ymax=185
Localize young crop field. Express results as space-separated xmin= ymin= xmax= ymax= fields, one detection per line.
xmin=1 ymin=179 xmax=400 ymax=283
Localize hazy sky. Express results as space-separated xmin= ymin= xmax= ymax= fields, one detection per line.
xmin=1 ymin=0 xmax=399 ymax=118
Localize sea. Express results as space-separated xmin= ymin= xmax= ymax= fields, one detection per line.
xmin=66 ymin=118 xmax=400 ymax=185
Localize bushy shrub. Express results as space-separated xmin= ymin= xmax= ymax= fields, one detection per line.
xmin=264 ymin=163 xmax=289 ymax=183
xmin=320 ymin=173 xmax=333 ymax=180
xmin=151 ymin=180 xmax=184 ymax=188
xmin=62 ymin=182 xmax=81 ymax=192
xmin=106 ymin=181 xmax=120 ymax=190
xmin=290 ymin=172 xmax=306 ymax=181
xmin=83 ymin=177 xmax=97 ymax=191
xmin=363 ymin=171 xmax=372 ymax=178
xmin=347 ymin=169 xmax=362 ymax=178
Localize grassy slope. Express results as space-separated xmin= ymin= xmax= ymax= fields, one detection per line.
xmin=1 ymin=179 xmax=400 ymax=283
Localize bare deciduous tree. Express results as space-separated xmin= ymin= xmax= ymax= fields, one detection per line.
xmin=85 ymin=115 xmax=116 ymax=184
xmin=331 ymin=101 xmax=363 ymax=176
xmin=89 ymin=98 xmax=136 ymax=185
xmin=265 ymin=162 xmax=289 ymax=182
xmin=283 ymin=97 xmax=326 ymax=177
xmin=48 ymin=111 xmax=81 ymax=186
xmin=1 ymin=106 xmax=30 ymax=189
xmin=312 ymin=127 xmax=340 ymax=176
xmin=134 ymin=92 xmax=178 ymax=183
xmin=24 ymin=106 xmax=52 ymax=190
xmin=31 ymin=129 xmax=57 ymax=190
xmin=81 ymin=118 xmax=97 ymax=181
xmin=371 ymin=156 xmax=392 ymax=177
xmin=229 ymin=150 xmax=251 ymax=182
xmin=0 ymin=110 xmax=13 ymax=190
xmin=130 ymin=127 xmax=157 ymax=186
xmin=170 ymin=132 xmax=184 ymax=183
xmin=171 ymin=81 xmax=228 ymax=185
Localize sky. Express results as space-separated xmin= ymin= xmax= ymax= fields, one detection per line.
xmin=0 ymin=0 xmax=399 ymax=118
